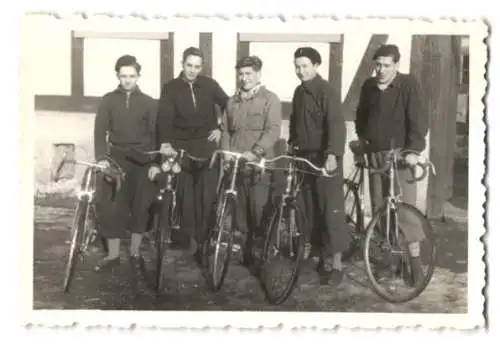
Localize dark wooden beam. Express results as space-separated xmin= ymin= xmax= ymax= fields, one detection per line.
xmin=411 ymin=35 xmax=461 ymax=219
xmin=329 ymin=36 xmax=344 ymax=119
xmin=160 ymin=32 xmax=175 ymax=89
xmin=71 ymin=32 xmax=84 ymax=97
xmin=199 ymin=32 xmax=213 ymax=77
xmin=236 ymin=35 xmax=250 ymax=88
xmin=342 ymin=34 xmax=389 ymax=121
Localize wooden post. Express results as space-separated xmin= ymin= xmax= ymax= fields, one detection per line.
xmin=411 ymin=35 xmax=461 ymax=219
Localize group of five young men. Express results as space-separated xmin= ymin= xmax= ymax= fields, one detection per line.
xmin=92 ymin=43 xmax=428 ymax=288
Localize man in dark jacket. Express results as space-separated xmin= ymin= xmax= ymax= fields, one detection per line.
xmin=93 ymin=55 xmax=157 ymax=273
xmin=153 ymin=47 xmax=229 ymax=257
xmin=355 ymin=44 xmax=429 ymax=286
xmin=289 ymin=47 xmax=350 ymax=286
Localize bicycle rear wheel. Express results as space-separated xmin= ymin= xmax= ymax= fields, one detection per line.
xmin=342 ymin=179 xmax=363 ymax=261
xmin=63 ymin=198 xmax=90 ymax=293
xmin=260 ymin=201 xmax=305 ymax=305
xmin=202 ymin=194 xmax=235 ymax=291
xmin=364 ymin=202 xmax=436 ymax=303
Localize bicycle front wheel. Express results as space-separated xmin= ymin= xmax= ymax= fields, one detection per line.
xmin=364 ymin=202 xmax=436 ymax=303
xmin=153 ymin=193 xmax=174 ymax=293
xmin=63 ymin=198 xmax=90 ymax=293
xmin=260 ymin=201 xmax=305 ymax=305
xmin=342 ymin=179 xmax=363 ymax=261
xmin=202 ymin=195 xmax=235 ymax=292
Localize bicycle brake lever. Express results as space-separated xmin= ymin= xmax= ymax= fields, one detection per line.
xmin=408 ymin=163 xmax=427 ymax=183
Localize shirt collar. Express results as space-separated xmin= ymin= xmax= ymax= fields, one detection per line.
xmin=178 ymin=72 xmax=202 ymax=87
xmin=372 ymin=72 xmax=402 ymax=89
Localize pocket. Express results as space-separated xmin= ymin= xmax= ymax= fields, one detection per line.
xmin=245 ymin=112 xmax=265 ymax=130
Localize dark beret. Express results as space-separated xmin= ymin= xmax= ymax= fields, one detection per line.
xmin=235 ymin=55 xmax=263 ymax=71
xmin=115 ymin=55 xmax=141 ymax=73
xmin=294 ymin=47 xmax=322 ymax=65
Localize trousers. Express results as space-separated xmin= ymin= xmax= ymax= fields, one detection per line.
xmin=297 ymin=153 xmax=351 ymax=256
xmin=94 ymin=153 xmax=156 ymax=239
xmin=368 ymin=151 xmax=426 ymax=243
xmin=174 ymin=137 xmax=219 ymax=244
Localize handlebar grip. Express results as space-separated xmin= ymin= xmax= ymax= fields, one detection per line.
xmin=408 ymin=162 xmax=428 ymax=183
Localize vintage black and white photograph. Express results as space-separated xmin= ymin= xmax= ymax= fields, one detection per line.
xmin=20 ymin=14 xmax=486 ymax=329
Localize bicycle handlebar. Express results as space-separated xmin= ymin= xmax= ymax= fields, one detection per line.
xmin=110 ymin=144 xmax=209 ymax=163
xmin=246 ymin=155 xmax=335 ymax=177
xmin=369 ymin=148 xmax=436 ymax=182
xmin=209 ymin=150 xmax=246 ymax=169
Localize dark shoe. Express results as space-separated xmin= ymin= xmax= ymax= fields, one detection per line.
xmin=93 ymin=257 xmax=120 ymax=273
xmin=129 ymin=254 xmax=145 ymax=273
xmin=328 ymin=269 xmax=344 ymax=287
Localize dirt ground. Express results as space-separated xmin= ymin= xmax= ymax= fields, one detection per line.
xmin=32 ymin=199 xmax=467 ymax=313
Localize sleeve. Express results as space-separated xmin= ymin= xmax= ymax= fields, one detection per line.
xmin=156 ymin=83 xmax=175 ymax=147
xmin=212 ymin=79 xmax=229 ymax=113
xmin=405 ymin=77 xmax=428 ymax=152
xmin=220 ymin=109 xmax=230 ymax=151
xmin=94 ymin=96 xmax=111 ymax=159
xmin=355 ymin=80 xmax=370 ymax=140
xmin=252 ymin=93 xmax=282 ymax=157
xmin=288 ymin=88 xmax=298 ymax=146
xmin=323 ymin=85 xmax=346 ymax=157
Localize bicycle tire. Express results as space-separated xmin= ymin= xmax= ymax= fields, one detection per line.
xmin=203 ymin=194 xmax=235 ymax=292
xmin=153 ymin=192 xmax=173 ymax=293
xmin=364 ymin=202 xmax=436 ymax=303
xmin=62 ymin=198 xmax=90 ymax=293
xmin=342 ymin=179 xmax=363 ymax=262
xmin=260 ymin=201 xmax=305 ymax=305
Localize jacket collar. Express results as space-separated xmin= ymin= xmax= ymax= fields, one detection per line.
xmin=114 ymin=85 xmax=142 ymax=94
xmin=301 ymin=74 xmax=324 ymax=94
xmin=177 ymin=72 xmax=204 ymax=88
xmin=371 ymin=72 xmax=403 ymax=90
xmin=234 ymin=83 xmax=265 ymax=102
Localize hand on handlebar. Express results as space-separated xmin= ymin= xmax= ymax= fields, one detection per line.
xmin=96 ymin=160 xmax=111 ymax=169
xmin=160 ymin=143 xmax=177 ymax=157
xmin=148 ymin=165 xmax=161 ymax=181
xmin=324 ymin=154 xmax=338 ymax=173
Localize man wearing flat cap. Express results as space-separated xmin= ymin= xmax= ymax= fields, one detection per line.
xmin=220 ymin=55 xmax=281 ymax=263
xmin=288 ymin=47 xmax=350 ymax=286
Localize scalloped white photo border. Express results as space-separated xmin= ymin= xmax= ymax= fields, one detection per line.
xmin=19 ymin=13 xmax=488 ymax=330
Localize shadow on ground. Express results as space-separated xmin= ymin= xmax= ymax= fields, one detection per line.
xmin=33 ymin=192 xmax=468 ymax=313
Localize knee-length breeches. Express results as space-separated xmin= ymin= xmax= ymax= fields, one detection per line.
xmin=94 ymin=155 xmax=157 ymax=239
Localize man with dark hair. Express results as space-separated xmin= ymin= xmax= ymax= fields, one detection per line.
xmin=220 ymin=55 xmax=281 ymax=261
xmin=93 ymin=54 xmax=157 ymax=272
xmin=355 ymin=44 xmax=429 ymax=285
xmin=153 ymin=46 xmax=229 ymax=258
xmin=289 ymin=47 xmax=350 ymax=286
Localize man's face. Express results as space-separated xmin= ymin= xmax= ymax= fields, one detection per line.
xmin=237 ymin=66 xmax=261 ymax=91
xmin=117 ymin=66 xmax=139 ymax=91
xmin=294 ymin=57 xmax=318 ymax=82
xmin=374 ymin=56 xmax=399 ymax=84
xmin=182 ymin=55 xmax=203 ymax=81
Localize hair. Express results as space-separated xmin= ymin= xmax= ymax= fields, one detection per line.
xmin=235 ymin=55 xmax=263 ymax=71
xmin=114 ymin=55 xmax=141 ymax=74
xmin=182 ymin=47 xmax=204 ymax=62
xmin=373 ymin=44 xmax=401 ymax=63
xmin=294 ymin=47 xmax=322 ymax=65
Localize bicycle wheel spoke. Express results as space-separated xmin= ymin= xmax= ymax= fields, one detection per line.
xmin=364 ymin=203 xmax=436 ymax=303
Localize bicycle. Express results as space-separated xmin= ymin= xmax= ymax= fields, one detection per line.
xmin=202 ymin=150 xmax=259 ymax=291
xmin=343 ymin=140 xmax=437 ymax=303
xmin=246 ymin=154 xmax=335 ymax=305
xmin=54 ymin=154 xmax=124 ymax=293
xmin=110 ymin=145 xmax=209 ymax=293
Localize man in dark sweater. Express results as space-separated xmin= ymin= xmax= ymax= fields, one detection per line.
xmin=93 ymin=55 xmax=157 ymax=272
xmin=289 ymin=47 xmax=350 ymax=286
xmin=355 ymin=44 xmax=429 ymax=286
xmin=153 ymin=47 xmax=229 ymax=257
